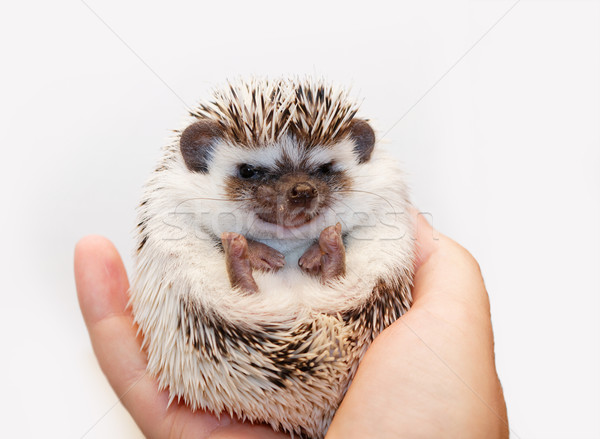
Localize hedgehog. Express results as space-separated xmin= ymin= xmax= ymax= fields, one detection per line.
xmin=130 ymin=77 xmax=414 ymax=439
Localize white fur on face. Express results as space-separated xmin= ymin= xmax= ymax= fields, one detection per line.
xmin=210 ymin=136 xmax=357 ymax=175
xmin=189 ymin=136 xmax=372 ymax=245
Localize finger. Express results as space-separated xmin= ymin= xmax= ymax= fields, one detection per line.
xmin=411 ymin=208 xmax=438 ymax=269
xmin=410 ymin=210 xmax=489 ymax=313
xmin=74 ymin=235 xmax=151 ymax=394
xmin=75 ymin=235 xmax=130 ymax=326
xmin=74 ymin=236 xmax=223 ymax=437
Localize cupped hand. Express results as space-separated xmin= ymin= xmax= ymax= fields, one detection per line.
xmin=74 ymin=212 xmax=507 ymax=438
xmin=327 ymin=212 xmax=509 ymax=438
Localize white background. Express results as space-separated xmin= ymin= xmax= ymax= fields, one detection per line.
xmin=1 ymin=1 xmax=598 ymax=438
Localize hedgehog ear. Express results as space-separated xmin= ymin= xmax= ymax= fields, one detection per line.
xmin=180 ymin=120 xmax=223 ymax=173
xmin=349 ymin=119 xmax=376 ymax=164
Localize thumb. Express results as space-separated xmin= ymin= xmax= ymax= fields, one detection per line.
xmin=411 ymin=210 xmax=490 ymax=314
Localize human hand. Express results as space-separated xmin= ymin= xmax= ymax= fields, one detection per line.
xmin=74 ymin=211 xmax=508 ymax=438
xmin=326 ymin=212 xmax=509 ymax=438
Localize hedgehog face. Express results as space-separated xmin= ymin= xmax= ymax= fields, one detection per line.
xmin=179 ymin=119 xmax=375 ymax=240
xmin=228 ymin=167 xmax=331 ymax=228
xmin=223 ymin=146 xmax=349 ymax=229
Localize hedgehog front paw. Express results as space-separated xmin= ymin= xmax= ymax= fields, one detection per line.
xmin=298 ymin=242 xmax=322 ymax=275
xmin=221 ymin=232 xmax=259 ymax=293
xmin=246 ymin=239 xmax=286 ymax=272
xmin=319 ymin=223 xmax=346 ymax=283
xmin=299 ymin=223 xmax=346 ymax=283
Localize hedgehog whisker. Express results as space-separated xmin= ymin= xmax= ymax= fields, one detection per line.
xmin=167 ymin=196 xmax=256 ymax=217
xmin=175 ymin=196 xmax=232 ymax=202
xmin=333 ymin=189 xmax=397 ymax=215
xmin=171 ymin=195 xmax=257 ymax=203
xmin=319 ymin=203 xmax=350 ymax=231
xmin=228 ymin=201 xmax=252 ymax=215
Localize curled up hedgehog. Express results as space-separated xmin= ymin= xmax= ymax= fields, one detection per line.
xmin=130 ymin=77 xmax=414 ymax=438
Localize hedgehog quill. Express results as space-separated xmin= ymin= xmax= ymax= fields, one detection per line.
xmin=130 ymin=77 xmax=415 ymax=439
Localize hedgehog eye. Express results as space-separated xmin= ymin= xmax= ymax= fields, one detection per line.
xmin=317 ymin=162 xmax=334 ymax=175
xmin=239 ymin=164 xmax=258 ymax=179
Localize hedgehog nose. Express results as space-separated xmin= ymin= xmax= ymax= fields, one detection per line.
xmin=289 ymin=182 xmax=318 ymax=205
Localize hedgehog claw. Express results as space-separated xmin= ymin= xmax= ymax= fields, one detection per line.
xmin=247 ymin=239 xmax=286 ymax=272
